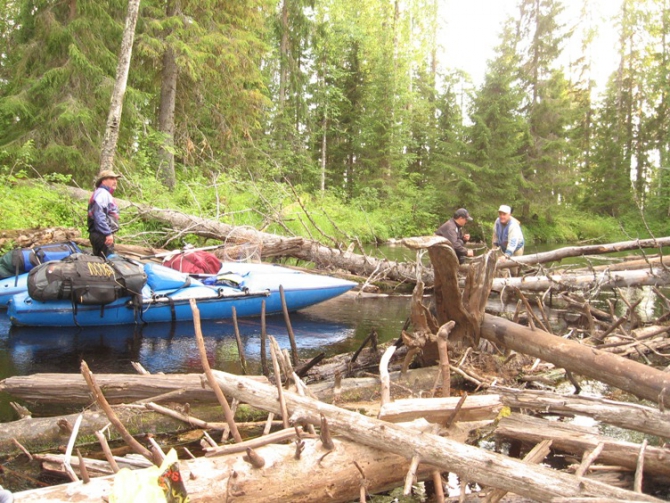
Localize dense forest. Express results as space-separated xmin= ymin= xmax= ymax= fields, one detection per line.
xmin=0 ymin=0 xmax=669 ymax=246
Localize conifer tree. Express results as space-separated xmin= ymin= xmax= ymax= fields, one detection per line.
xmin=0 ymin=0 xmax=133 ymax=181
xmin=466 ymin=22 xmax=530 ymax=218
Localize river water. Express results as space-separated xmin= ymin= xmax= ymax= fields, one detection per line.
xmin=0 ymin=242 xmax=664 ymax=422
xmin=0 ymin=289 xmax=412 ymax=422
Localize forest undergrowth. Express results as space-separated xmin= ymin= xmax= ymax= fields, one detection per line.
xmin=0 ymin=170 xmax=663 ymax=256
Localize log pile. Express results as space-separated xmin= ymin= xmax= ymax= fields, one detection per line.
xmin=1 ymin=230 xmax=670 ymax=501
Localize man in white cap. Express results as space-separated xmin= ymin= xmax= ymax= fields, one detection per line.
xmin=435 ymin=208 xmax=474 ymax=264
xmin=87 ymin=170 xmax=122 ymax=257
xmin=492 ymin=204 xmax=524 ymax=263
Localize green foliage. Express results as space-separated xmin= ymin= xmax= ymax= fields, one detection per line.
xmin=0 ymin=175 xmax=83 ymax=233
xmin=517 ymin=207 xmax=624 ymax=245
xmin=0 ymin=0 xmax=668 ymax=243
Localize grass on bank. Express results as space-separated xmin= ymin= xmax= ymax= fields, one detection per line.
xmin=0 ymin=170 xmax=661 ymax=255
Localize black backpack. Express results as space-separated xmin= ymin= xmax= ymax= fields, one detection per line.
xmin=0 ymin=241 xmax=82 ymax=280
xmin=27 ymin=253 xmax=146 ymax=305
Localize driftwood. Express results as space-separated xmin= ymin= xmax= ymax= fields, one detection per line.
xmin=582 ymin=253 xmax=670 ymax=272
xmin=423 ymin=236 xmax=478 ymax=345
xmin=0 ymin=373 xmax=267 ymax=405
xmin=494 ymin=237 xmax=670 ymax=269
xmin=0 ymin=367 xmax=440 ymax=407
xmin=377 ymin=394 xmax=502 ymax=423
xmin=496 ymin=413 xmax=670 ymax=478
xmin=11 ymin=436 xmax=436 ymax=503
xmin=478 ymin=314 xmax=670 ymax=405
xmin=494 ymin=386 xmax=670 ymax=440
xmin=208 ymin=370 xmax=662 ymax=502
xmin=0 ymin=367 xmax=443 ymax=456
xmin=414 ymin=239 xmax=670 ymax=406
xmin=0 ymin=403 xmax=243 ymax=456
xmin=490 ymin=267 xmax=670 ymax=292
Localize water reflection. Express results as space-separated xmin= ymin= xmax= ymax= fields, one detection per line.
xmin=0 ymin=292 xmax=412 ymax=421
xmin=4 ymin=308 xmax=356 ymax=376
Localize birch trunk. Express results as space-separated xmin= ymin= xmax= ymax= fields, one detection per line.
xmin=99 ymin=0 xmax=141 ymax=172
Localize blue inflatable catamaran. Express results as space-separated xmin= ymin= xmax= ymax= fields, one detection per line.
xmin=6 ymin=258 xmax=356 ymax=327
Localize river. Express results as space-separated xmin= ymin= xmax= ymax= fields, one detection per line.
xmin=0 ymin=288 xmax=412 ymax=422
xmin=0 ymin=241 xmax=664 ymax=422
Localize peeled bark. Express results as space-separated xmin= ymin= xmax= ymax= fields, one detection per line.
xmin=12 ymin=436 xmax=435 ymax=503
xmin=206 ymin=370 xmax=661 ymax=502
xmin=494 ymin=386 xmax=670 ymax=439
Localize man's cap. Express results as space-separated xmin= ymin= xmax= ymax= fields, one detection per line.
xmin=95 ymin=170 xmax=123 ymax=187
xmin=454 ymin=208 xmax=473 ymax=221
xmin=498 ymin=204 xmax=512 ymax=214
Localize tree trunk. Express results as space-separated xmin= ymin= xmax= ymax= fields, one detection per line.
xmin=496 ymin=413 xmax=670 ymax=478
xmin=0 ymin=404 xmax=231 ymax=455
xmin=12 ymin=437 xmax=435 ymax=503
xmin=156 ymin=0 xmax=178 ymax=190
xmin=497 ymin=236 xmax=670 ymax=269
xmin=494 ymin=386 xmax=670 ymax=439
xmin=490 ymin=267 xmax=670 ymax=292
xmin=208 ymin=370 xmax=661 ymax=502
xmin=378 ymin=394 xmax=502 ymax=424
xmin=0 ymin=367 xmax=438 ymax=407
xmin=99 ymin=0 xmax=141 ymax=172
xmin=278 ymin=0 xmax=289 ymax=108
xmin=479 ymin=313 xmax=670 ymax=405
xmin=0 ymin=373 xmax=267 ymax=405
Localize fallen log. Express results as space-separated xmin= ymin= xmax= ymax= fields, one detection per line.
xmin=0 ymin=367 xmax=441 ymax=408
xmin=493 ymin=386 xmax=670 ymax=439
xmin=479 ymin=314 xmax=670 ymax=405
xmin=495 ymin=237 xmax=670 ymax=269
xmin=0 ymin=373 xmax=267 ymax=405
xmin=12 ymin=436 xmax=435 ymax=502
xmin=0 ymin=404 xmax=237 ymax=456
xmin=209 ymin=370 xmax=662 ymax=501
xmin=62 ymin=185 xmax=425 ymax=284
xmin=377 ymin=394 xmax=502 ymax=423
xmin=577 ymin=254 xmax=670 ymax=272
xmin=490 ymin=268 xmax=670 ymax=292
xmin=496 ymin=413 xmax=670 ymax=478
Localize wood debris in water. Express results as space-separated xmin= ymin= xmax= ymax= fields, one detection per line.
xmin=1 ymin=236 xmax=670 ymax=501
